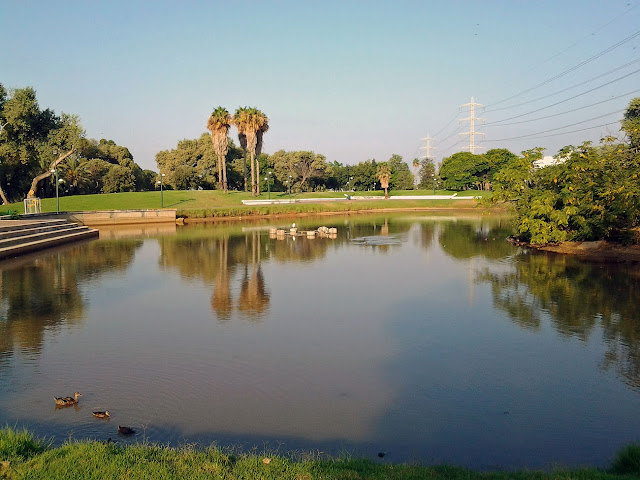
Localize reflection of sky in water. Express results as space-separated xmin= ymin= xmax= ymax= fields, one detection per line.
xmin=1 ymin=215 xmax=640 ymax=470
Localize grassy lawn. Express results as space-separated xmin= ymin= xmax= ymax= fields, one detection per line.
xmin=1 ymin=189 xmax=491 ymax=218
xmin=0 ymin=428 xmax=638 ymax=480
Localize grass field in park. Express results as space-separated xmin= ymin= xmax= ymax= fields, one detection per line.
xmin=1 ymin=189 xmax=490 ymax=218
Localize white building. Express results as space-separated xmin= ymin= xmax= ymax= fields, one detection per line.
xmin=533 ymin=155 xmax=567 ymax=168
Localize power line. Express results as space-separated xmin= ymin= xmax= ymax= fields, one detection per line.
xmin=485 ymin=110 xmax=622 ymax=142
xmin=439 ymin=138 xmax=466 ymax=157
xmin=518 ymin=2 xmax=640 ymax=76
xmin=485 ymin=88 xmax=640 ymax=127
xmin=486 ymin=29 xmax=640 ymax=108
xmin=485 ymin=67 xmax=640 ymax=125
xmin=435 ymin=125 xmax=464 ymax=147
xmin=433 ymin=111 xmax=460 ymax=138
xmin=485 ymin=57 xmax=640 ymax=113
xmin=476 ymin=2 xmax=640 ymax=100
xmin=487 ymin=122 xmax=620 ymax=142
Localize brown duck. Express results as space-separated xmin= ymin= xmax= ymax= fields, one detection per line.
xmin=92 ymin=411 xmax=110 ymax=419
xmin=53 ymin=392 xmax=82 ymax=406
xmin=117 ymin=426 xmax=135 ymax=435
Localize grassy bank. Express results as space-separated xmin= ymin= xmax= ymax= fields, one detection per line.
xmin=1 ymin=428 xmax=639 ymax=480
xmin=1 ymin=190 xmax=490 ymax=219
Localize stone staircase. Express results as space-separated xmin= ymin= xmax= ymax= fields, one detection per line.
xmin=0 ymin=218 xmax=99 ymax=260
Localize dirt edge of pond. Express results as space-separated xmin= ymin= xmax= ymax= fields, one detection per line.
xmin=181 ymin=205 xmax=506 ymax=224
xmin=519 ymin=240 xmax=640 ymax=262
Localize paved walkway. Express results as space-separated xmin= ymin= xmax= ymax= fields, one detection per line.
xmin=241 ymin=194 xmax=480 ymax=206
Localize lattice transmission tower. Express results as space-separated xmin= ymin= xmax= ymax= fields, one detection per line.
xmin=459 ymin=97 xmax=485 ymax=154
xmin=420 ymin=134 xmax=435 ymax=159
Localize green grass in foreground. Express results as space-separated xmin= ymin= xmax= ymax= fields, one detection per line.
xmin=1 ymin=190 xmax=489 ymax=218
xmin=1 ymin=428 xmax=639 ymax=480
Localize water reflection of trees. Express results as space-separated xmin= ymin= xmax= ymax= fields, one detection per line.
xmin=480 ymin=253 xmax=640 ymax=388
xmin=439 ymin=220 xmax=514 ymax=260
xmin=0 ymin=241 xmax=141 ymax=359
xmin=160 ymin=232 xmax=271 ymax=321
xmin=163 ymin=217 xmax=417 ymax=321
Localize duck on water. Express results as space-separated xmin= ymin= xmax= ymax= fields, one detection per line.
xmin=53 ymin=392 xmax=82 ymax=406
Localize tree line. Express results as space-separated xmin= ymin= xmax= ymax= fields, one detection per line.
xmin=0 ymin=82 xmax=436 ymax=204
xmin=0 ymin=82 xmax=158 ymax=204
xmin=158 ymin=128 xmax=436 ymax=195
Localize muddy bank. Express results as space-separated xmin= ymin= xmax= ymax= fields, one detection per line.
xmin=181 ymin=204 xmax=502 ymax=224
xmin=520 ymin=240 xmax=640 ymax=262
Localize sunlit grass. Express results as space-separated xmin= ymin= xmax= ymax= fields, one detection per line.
xmin=2 ymin=189 xmax=489 ymax=218
xmin=0 ymin=428 xmax=637 ymax=480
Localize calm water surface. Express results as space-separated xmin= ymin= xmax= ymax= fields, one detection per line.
xmin=1 ymin=214 xmax=639 ymax=470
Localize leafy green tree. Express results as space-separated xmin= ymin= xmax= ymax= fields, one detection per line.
xmin=83 ymin=158 xmax=112 ymax=193
xmin=0 ymin=84 xmax=151 ymax=201
xmin=484 ymin=148 xmax=518 ymax=187
xmin=139 ymin=169 xmax=157 ymax=191
xmin=417 ymin=158 xmax=436 ymax=189
xmin=622 ymin=97 xmax=640 ymax=150
xmin=388 ymin=154 xmax=414 ymax=190
xmin=489 ymin=99 xmax=640 ymax=244
xmin=352 ymin=159 xmax=378 ymax=191
xmin=324 ymin=161 xmax=350 ymax=191
xmin=270 ymin=150 xmax=329 ymax=192
xmin=102 ymin=164 xmax=136 ymax=193
xmin=156 ymin=134 xmax=213 ymax=189
xmin=172 ymin=164 xmax=201 ymax=190
xmin=0 ymin=86 xmax=81 ymax=201
xmin=439 ymin=152 xmax=486 ymax=190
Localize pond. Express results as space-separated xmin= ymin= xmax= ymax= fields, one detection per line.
xmin=1 ymin=213 xmax=639 ymax=470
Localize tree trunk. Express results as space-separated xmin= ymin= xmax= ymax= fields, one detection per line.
xmin=0 ymin=183 xmax=8 ymax=205
xmin=243 ymin=150 xmax=248 ymax=192
xmin=250 ymin=152 xmax=256 ymax=196
xmin=216 ymin=148 xmax=223 ymax=191
xmin=222 ymin=156 xmax=228 ymax=193
xmin=210 ymin=134 xmax=222 ymax=190
xmin=27 ymin=149 xmax=75 ymax=198
xmin=384 ymin=187 xmax=389 ymax=199
xmin=255 ymin=158 xmax=260 ymax=196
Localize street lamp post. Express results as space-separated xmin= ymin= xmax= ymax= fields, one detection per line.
xmin=50 ymin=169 xmax=59 ymax=213
xmin=288 ymin=175 xmax=292 ymax=199
xmin=348 ymin=176 xmax=353 ymax=191
xmin=160 ymin=173 xmax=165 ymax=207
xmin=264 ymin=177 xmax=270 ymax=199
xmin=432 ymin=173 xmax=436 ymax=194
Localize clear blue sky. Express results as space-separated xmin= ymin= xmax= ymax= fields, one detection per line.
xmin=2 ymin=0 xmax=639 ymax=170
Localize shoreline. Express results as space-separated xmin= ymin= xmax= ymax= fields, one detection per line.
xmin=181 ymin=204 xmax=501 ymax=224
xmin=515 ymin=239 xmax=640 ymax=262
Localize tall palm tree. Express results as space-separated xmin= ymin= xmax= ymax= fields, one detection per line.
xmin=412 ymin=158 xmax=420 ymax=187
xmin=232 ymin=107 xmax=269 ymax=196
xmin=62 ymin=156 xmax=89 ymax=195
xmin=377 ymin=163 xmax=391 ymax=199
xmin=207 ymin=107 xmax=232 ymax=192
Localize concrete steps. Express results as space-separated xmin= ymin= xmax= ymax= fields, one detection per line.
xmin=0 ymin=218 xmax=99 ymax=260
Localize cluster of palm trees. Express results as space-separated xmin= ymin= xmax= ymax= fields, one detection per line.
xmin=206 ymin=106 xmax=269 ymax=195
